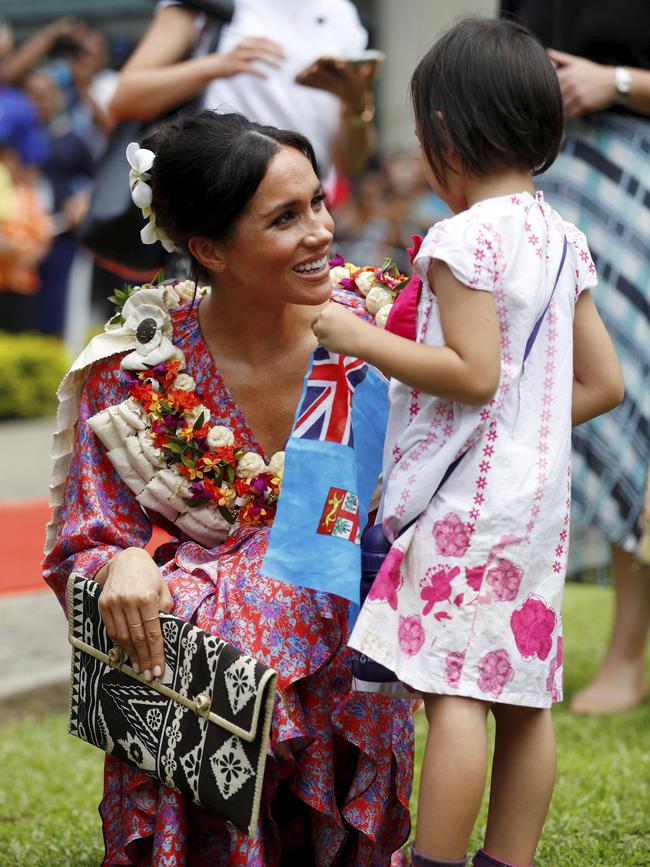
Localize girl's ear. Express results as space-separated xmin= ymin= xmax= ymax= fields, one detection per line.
xmin=187 ymin=236 xmax=226 ymax=276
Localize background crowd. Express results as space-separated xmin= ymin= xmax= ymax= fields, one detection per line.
xmin=0 ymin=11 xmax=447 ymax=346
xmin=0 ymin=16 xmax=120 ymax=337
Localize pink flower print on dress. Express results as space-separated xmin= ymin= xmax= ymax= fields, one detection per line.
xmin=432 ymin=512 xmax=471 ymax=557
xmin=398 ymin=615 xmax=425 ymax=657
xmin=445 ymin=651 xmax=465 ymax=688
xmin=466 ymin=564 xmax=485 ymax=591
xmin=485 ymin=558 xmax=523 ymax=602
xmin=510 ymin=595 xmax=557 ymax=661
xmin=477 ymin=648 xmax=514 ymax=698
xmin=420 ymin=565 xmax=460 ymax=615
xmin=367 ymin=546 xmax=404 ymax=610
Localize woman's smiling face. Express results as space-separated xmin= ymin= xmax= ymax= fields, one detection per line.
xmin=218 ymin=146 xmax=335 ymax=307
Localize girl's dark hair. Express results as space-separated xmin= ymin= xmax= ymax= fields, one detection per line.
xmin=410 ymin=17 xmax=563 ymax=185
xmin=141 ymin=110 xmax=319 ymax=280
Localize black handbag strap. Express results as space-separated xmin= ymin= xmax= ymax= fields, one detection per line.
xmin=181 ymin=0 xmax=235 ymax=22
xmin=181 ymin=0 xmax=235 ymax=55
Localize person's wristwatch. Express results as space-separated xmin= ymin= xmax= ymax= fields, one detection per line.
xmin=614 ymin=66 xmax=632 ymax=104
xmin=343 ymin=93 xmax=376 ymax=127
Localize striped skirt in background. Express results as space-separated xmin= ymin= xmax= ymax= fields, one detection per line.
xmin=538 ymin=111 xmax=650 ymax=571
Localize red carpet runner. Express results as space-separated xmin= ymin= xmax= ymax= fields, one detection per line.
xmin=0 ymin=499 xmax=170 ymax=597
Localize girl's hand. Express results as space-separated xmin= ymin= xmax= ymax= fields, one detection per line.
xmin=548 ymin=49 xmax=617 ymax=117
xmin=97 ymin=547 xmax=173 ymax=682
xmin=311 ymin=303 xmax=371 ymax=357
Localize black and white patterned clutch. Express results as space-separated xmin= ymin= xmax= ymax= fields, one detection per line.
xmin=66 ymin=573 xmax=277 ymax=837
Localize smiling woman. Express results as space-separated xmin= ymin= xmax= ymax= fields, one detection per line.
xmin=42 ymin=111 xmax=414 ymax=865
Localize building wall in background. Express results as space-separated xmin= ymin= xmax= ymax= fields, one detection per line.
xmin=375 ymin=0 xmax=497 ymax=153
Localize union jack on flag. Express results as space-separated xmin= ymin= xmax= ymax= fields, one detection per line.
xmin=293 ymin=347 xmax=369 ymax=446
xmin=263 ymin=344 xmax=388 ymax=605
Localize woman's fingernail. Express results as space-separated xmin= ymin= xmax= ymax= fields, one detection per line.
xmin=132 ymin=661 xmax=140 ymax=673
xmin=153 ymin=665 xmax=162 ymax=678
xmin=144 ymin=669 xmax=152 ymax=682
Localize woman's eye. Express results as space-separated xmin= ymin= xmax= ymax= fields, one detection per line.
xmin=273 ymin=211 xmax=293 ymax=226
xmin=311 ymin=194 xmax=326 ymax=209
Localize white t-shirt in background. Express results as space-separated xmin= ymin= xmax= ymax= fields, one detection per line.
xmin=159 ymin=0 xmax=367 ymax=175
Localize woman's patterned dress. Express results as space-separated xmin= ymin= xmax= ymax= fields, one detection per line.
xmin=43 ymin=299 xmax=413 ymax=866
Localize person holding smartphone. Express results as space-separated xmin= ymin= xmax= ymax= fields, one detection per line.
xmin=110 ymin=0 xmax=382 ymax=181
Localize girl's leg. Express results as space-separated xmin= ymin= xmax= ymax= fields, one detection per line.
xmin=414 ymin=695 xmax=490 ymax=862
xmin=481 ymin=704 xmax=556 ymax=866
xmin=570 ymin=545 xmax=649 ymax=714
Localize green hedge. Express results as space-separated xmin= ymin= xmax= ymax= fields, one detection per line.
xmin=0 ymin=333 xmax=70 ymax=420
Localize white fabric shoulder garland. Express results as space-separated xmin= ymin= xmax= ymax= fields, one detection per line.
xmin=45 ymin=280 xmax=284 ymax=555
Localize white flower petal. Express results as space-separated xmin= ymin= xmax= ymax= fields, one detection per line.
xmin=133 ymin=147 xmax=155 ymax=174
xmin=366 ymin=285 xmax=395 ymax=315
xmin=135 ymin=328 xmax=163 ymax=354
xmin=375 ymin=303 xmax=393 ymax=329
xmin=122 ymin=302 xmax=169 ymax=335
xmin=161 ymin=237 xmax=176 ymax=253
xmin=126 ymin=142 xmax=140 ymax=169
xmin=141 ymin=220 xmax=158 ymax=245
xmin=207 ymin=426 xmax=235 ymax=449
xmin=355 ymin=270 xmax=379 ymax=297
xmin=131 ymin=179 xmax=152 ymax=209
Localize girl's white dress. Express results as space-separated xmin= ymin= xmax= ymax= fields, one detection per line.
xmin=349 ymin=191 xmax=597 ymax=708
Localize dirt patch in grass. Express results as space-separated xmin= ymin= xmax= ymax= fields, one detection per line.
xmin=0 ymin=682 xmax=69 ymax=729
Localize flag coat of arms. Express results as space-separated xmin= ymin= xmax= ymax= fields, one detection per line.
xmin=262 ymin=347 xmax=388 ymax=604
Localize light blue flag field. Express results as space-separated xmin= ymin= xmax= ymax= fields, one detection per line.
xmin=262 ymin=347 xmax=388 ymax=605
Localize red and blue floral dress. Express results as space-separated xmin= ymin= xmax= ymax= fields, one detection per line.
xmin=43 ymin=297 xmax=413 ymax=866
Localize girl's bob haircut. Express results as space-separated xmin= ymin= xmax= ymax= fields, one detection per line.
xmin=411 ymin=16 xmax=564 ymax=185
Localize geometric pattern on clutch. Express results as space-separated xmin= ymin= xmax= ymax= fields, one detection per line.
xmin=224 ymin=656 xmax=257 ymax=715
xmin=210 ymin=735 xmax=255 ymax=800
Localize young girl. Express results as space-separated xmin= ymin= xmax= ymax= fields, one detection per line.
xmin=312 ymin=17 xmax=624 ymax=867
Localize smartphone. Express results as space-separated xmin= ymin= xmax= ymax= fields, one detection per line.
xmin=346 ymin=49 xmax=385 ymax=67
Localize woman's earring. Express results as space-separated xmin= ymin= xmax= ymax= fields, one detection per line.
xmin=217 ymin=264 xmax=225 ymax=273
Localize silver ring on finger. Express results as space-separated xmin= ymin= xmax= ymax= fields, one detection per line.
xmin=129 ymin=621 xmax=143 ymax=629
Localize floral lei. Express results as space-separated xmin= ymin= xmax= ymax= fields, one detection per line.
xmin=126 ymin=356 xmax=281 ymax=527
xmin=328 ymin=253 xmax=409 ymax=328
xmin=92 ymin=253 xmax=409 ymax=538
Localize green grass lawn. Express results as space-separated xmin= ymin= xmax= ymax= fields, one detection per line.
xmin=0 ymin=584 xmax=648 ymax=866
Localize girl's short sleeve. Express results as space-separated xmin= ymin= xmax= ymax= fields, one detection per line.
xmin=413 ymin=214 xmax=503 ymax=294
xmin=564 ymin=222 xmax=598 ymax=298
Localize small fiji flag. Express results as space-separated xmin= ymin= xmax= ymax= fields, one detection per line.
xmin=262 ymin=347 xmax=388 ymax=605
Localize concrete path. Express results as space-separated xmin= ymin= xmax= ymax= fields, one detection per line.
xmin=0 ymin=417 xmax=71 ymax=712
xmin=0 ymin=591 xmax=69 ymax=701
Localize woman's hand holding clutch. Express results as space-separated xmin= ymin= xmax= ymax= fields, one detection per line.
xmin=96 ymin=547 xmax=173 ymax=683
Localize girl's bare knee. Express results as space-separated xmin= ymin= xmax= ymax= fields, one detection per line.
xmin=423 ymin=692 xmax=491 ymax=722
xmin=490 ymin=702 xmax=552 ymax=728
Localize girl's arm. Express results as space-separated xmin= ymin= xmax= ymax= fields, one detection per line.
xmin=110 ymin=5 xmax=283 ymax=121
xmin=313 ymin=259 xmax=501 ymax=405
xmin=572 ymin=290 xmax=624 ymax=425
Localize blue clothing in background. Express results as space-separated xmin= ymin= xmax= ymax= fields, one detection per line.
xmin=0 ymin=86 xmax=49 ymax=165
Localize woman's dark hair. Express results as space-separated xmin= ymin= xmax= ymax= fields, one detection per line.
xmin=141 ymin=111 xmax=319 ymax=280
xmin=410 ymin=17 xmax=563 ymax=185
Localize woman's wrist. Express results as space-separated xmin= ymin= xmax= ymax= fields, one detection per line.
xmin=95 ymin=546 xmax=151 ymax=586
xmin=342 ymin=89 xmax=375 ymax=127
